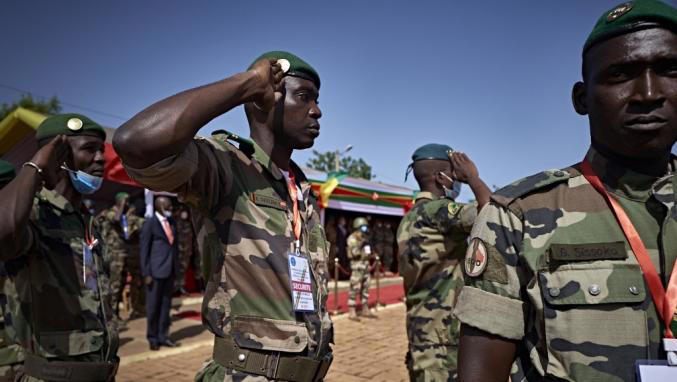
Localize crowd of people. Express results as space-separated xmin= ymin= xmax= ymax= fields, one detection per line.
xmin=0 ymin=1 xmax=675 ymax=381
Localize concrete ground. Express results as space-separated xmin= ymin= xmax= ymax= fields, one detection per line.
xmin=116 ymin=280 xmax=408 ymax=381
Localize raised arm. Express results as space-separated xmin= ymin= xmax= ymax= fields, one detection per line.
xmin=112 ymin=59 xmax=284 ymax=169
xmin=0 ymin=136 xmax=69 ymax=260
xmin=450 ymin=152 xmax=491 ymax=211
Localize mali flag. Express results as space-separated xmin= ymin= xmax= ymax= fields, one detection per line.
xmin=319 ymin=171 xmax=347 ymax=208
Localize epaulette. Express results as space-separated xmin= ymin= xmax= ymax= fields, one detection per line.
xmin=211 ymin=129 xmax=255 ymax=157
xmin=491 ymin=168 xmax=572 ymax=208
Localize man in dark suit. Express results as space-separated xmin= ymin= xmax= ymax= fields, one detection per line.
xmin=140 ymin=196 xmax=179 ymax=350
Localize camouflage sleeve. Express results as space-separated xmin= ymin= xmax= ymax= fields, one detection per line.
xmin=457 ymin=203 xmax=477 ymax=233
xmin=453 ymin=201 xmax=526 ymax=340
xmin=123 ymin=138 xmax=233 ymax=213
xmin=437 ymin=201 xmax=477 ymax=234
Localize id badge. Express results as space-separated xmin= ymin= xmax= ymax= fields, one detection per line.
xmin=636 ymin=360 xmax=677 ymax=381
xmin=364 ymin=245 xmax=372 ymax=255
xmin=288 ymin=254 xmax=316 ymax=312
xmin=82 ymin=241 xmax=99 ymax=294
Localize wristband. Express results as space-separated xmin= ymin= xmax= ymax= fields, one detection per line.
xmin=22 ymin=162 xmax=43 ymax=174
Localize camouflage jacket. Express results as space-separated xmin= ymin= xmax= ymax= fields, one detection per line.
xmin=5 ymin=188 xmax=117 ymax=361
xmin=0 ymin=268 xmax=24 ymax=366
xmin=454 ymin=147 xmax=677 ymax=381
xmin=346 ymin=231 xmax=371 ymax=263
xmin=397 ymin=192 xmax=476 ymax=348
xmin=124 ymin=132 xmax=333 ymax=359
xmin=177 ymin=218 xmax=195 ymax=255
xmin=99 ymin=206 xmax=144 ymax=254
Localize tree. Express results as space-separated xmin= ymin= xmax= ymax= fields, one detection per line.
xmin=306 ymin=150 xmax=373 ymax=180
xmin=0 ymin=94 xmax=61 ymax=121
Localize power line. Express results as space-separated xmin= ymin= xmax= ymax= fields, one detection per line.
xmin=0 ymin=83 xmax=129 ymax=121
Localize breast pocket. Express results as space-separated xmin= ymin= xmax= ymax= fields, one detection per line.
xmin=537 ymin=263 xmax=649 ymax=379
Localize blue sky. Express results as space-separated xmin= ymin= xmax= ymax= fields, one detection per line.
xmin=3 ymin=0 xmax=676 ymax=201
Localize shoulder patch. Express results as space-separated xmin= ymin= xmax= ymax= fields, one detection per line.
xmin=491 ymin=168 xmax=571 ymax=207
xmin=211 ymin=129 xmax=254 ymax=156
xmin=448 ymin=201 xmax=461 ymax=215
xmin=465 ymin=239 xmax=488 ymax=277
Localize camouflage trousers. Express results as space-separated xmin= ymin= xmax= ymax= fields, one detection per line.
xmin=0 ymin=362 xmax=22 ymax=382
xmin=175 ymin=249 xmax=192 ymax=292
xmin=406 ymin=343 xmax=458 ymax=382
xmin=109 ymin=250 xmax=128 ymax=317
xmin=347 ymin=261 xmax=370 ymax=308
xmin=124 ymin=253 xmax=145 ymax=316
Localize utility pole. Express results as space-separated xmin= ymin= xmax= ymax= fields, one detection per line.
xmin=334 ymin=145 xmax=353 ymax=173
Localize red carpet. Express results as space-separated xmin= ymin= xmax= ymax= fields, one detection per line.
xmin=173 ymin=282 xmax=405 ymax=321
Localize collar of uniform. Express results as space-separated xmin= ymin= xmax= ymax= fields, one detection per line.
xmin=585 ymin=146 xmax=676 ymax=202
xmin=251 ymin=140 xmax=307 ymax=186
xmin=414 ymin=191 xmax=437 ymax=203
xmin=38 ymin=188 xmax=75 ymax=213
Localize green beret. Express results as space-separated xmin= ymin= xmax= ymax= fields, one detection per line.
xmin=0 ymin=160 xmax=16 ymax=189
xmin=249 ymin=51 xmax=320 ymax=90
xmin=411 ymin=143 xmax=454 ymax=163
xmin=35 ymin=113 xmax=106 ymax=142
xmin=584 ymin=0 xmax=677 ymax=52
xmin=115 ymin=192 xmax=130 ymax=202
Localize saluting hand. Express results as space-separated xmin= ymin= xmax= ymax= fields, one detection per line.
xmin=450 ymin=151 xmax=479 ymax=184
xmin=249 ymin=58 xmax=285 ymax=112
xmin=30 ymin=135 xmax=69 ymax=190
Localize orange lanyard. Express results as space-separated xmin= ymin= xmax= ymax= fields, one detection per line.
xmin=286 ymin=172 xmax=302 ymax=252
xmin=581 ymin=158 xmax=677 ymax=338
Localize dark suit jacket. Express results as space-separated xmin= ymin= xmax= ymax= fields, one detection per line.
xmin=140 ymin=215 xmax=178 ymax=279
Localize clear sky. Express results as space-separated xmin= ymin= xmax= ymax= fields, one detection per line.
xmin=3 ymin=0 xmax=676 ymax=201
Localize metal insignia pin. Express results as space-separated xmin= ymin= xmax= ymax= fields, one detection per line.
xmin=277 ymin=58 xmax=291 ymax=74
xmin=67 ymin=118 xmax=83 ymax=131
xmin=607 ymin=2 xmax=633 ymax=22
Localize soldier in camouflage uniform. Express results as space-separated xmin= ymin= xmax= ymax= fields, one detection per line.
xmin=115 ymin=51 xmax=333 ymax=381
xmin=100 ymin=192 xmax=144 ymax=320
xmin=381 ymin=222 xmax=395 ymax=273
xmin=454 ymin=2 xmax=677 ymax=381
xmin=0 ymin=114 xmax=118 ymax=381
xmin=175 ymin=205 xmax=199 ymax=292
xmin=346 ymin=217 xmax=377 ymax=321
xmin=0 ymin=160 xmax=25 ymax=382
xmin=397 ymin=145 xmax=490 ymax=381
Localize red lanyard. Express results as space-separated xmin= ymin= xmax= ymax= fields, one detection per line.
xmin=286 ymin=172 xmax=302 ymax=251
xmin=84 ymin=215 xmax=97 ymax=249
xmin=581 ymin=158 xmax=677 ymax=338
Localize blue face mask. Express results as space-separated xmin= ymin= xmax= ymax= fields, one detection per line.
xmin=440 ymin=172 xmax=462 ymax=200
xmin=359 ymin=225 xmax=369 ymax=234
xmin=61 ymin=165 xmax=103 ymax=195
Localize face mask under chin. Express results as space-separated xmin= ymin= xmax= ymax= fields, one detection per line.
xmin=61 ymin=164 xmax=103 ymax=195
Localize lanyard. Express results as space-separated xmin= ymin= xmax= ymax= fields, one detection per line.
xmin=286 ymin=171 xmax=302 ymax=253
xmin=581 ymin=158 xmax=677 ymax=338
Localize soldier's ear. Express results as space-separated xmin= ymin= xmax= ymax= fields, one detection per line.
xmin=572 ymin=82 xmax=588 ymax=116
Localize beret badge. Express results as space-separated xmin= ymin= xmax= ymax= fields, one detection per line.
xmin=67 ymin=118 xmax=83 ymax=131
xmin=607 ymin=2 xmax=633 ymax=22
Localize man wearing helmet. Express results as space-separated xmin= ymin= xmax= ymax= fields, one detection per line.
xmin=346 ymin=217 xmax=377 ymax=321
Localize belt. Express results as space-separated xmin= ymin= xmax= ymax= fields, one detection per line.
xmin=24 ymin=353 xmax=118 ymax=382
xmin=212 ymin=336 xmax=333 ymax=382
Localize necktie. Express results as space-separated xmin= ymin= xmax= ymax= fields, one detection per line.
xmin=161 ymin=219 xmax=174 ymax=245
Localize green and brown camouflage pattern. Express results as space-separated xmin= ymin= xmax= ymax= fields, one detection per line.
xmin=99 ymin=206 xmax=144 ymax=316
xmin=0 ymin=265 xmax=25 ymax=379
xmin=396 ymin=191 xmax=475 ymax=382
xmin=454 ymin=147 xmax=677 ymax=382
xmin=123 ymin=133 xmax=332 ymax=381
xmin=176 ymin=217 xmax=199 ymax=289
xmin=5 ymin=188 xmax=118 ymax=381
xmin=373 ymin=224 xmax=395 ymax=271
xmin=346 ymin=231 xmax=372 ymax=308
